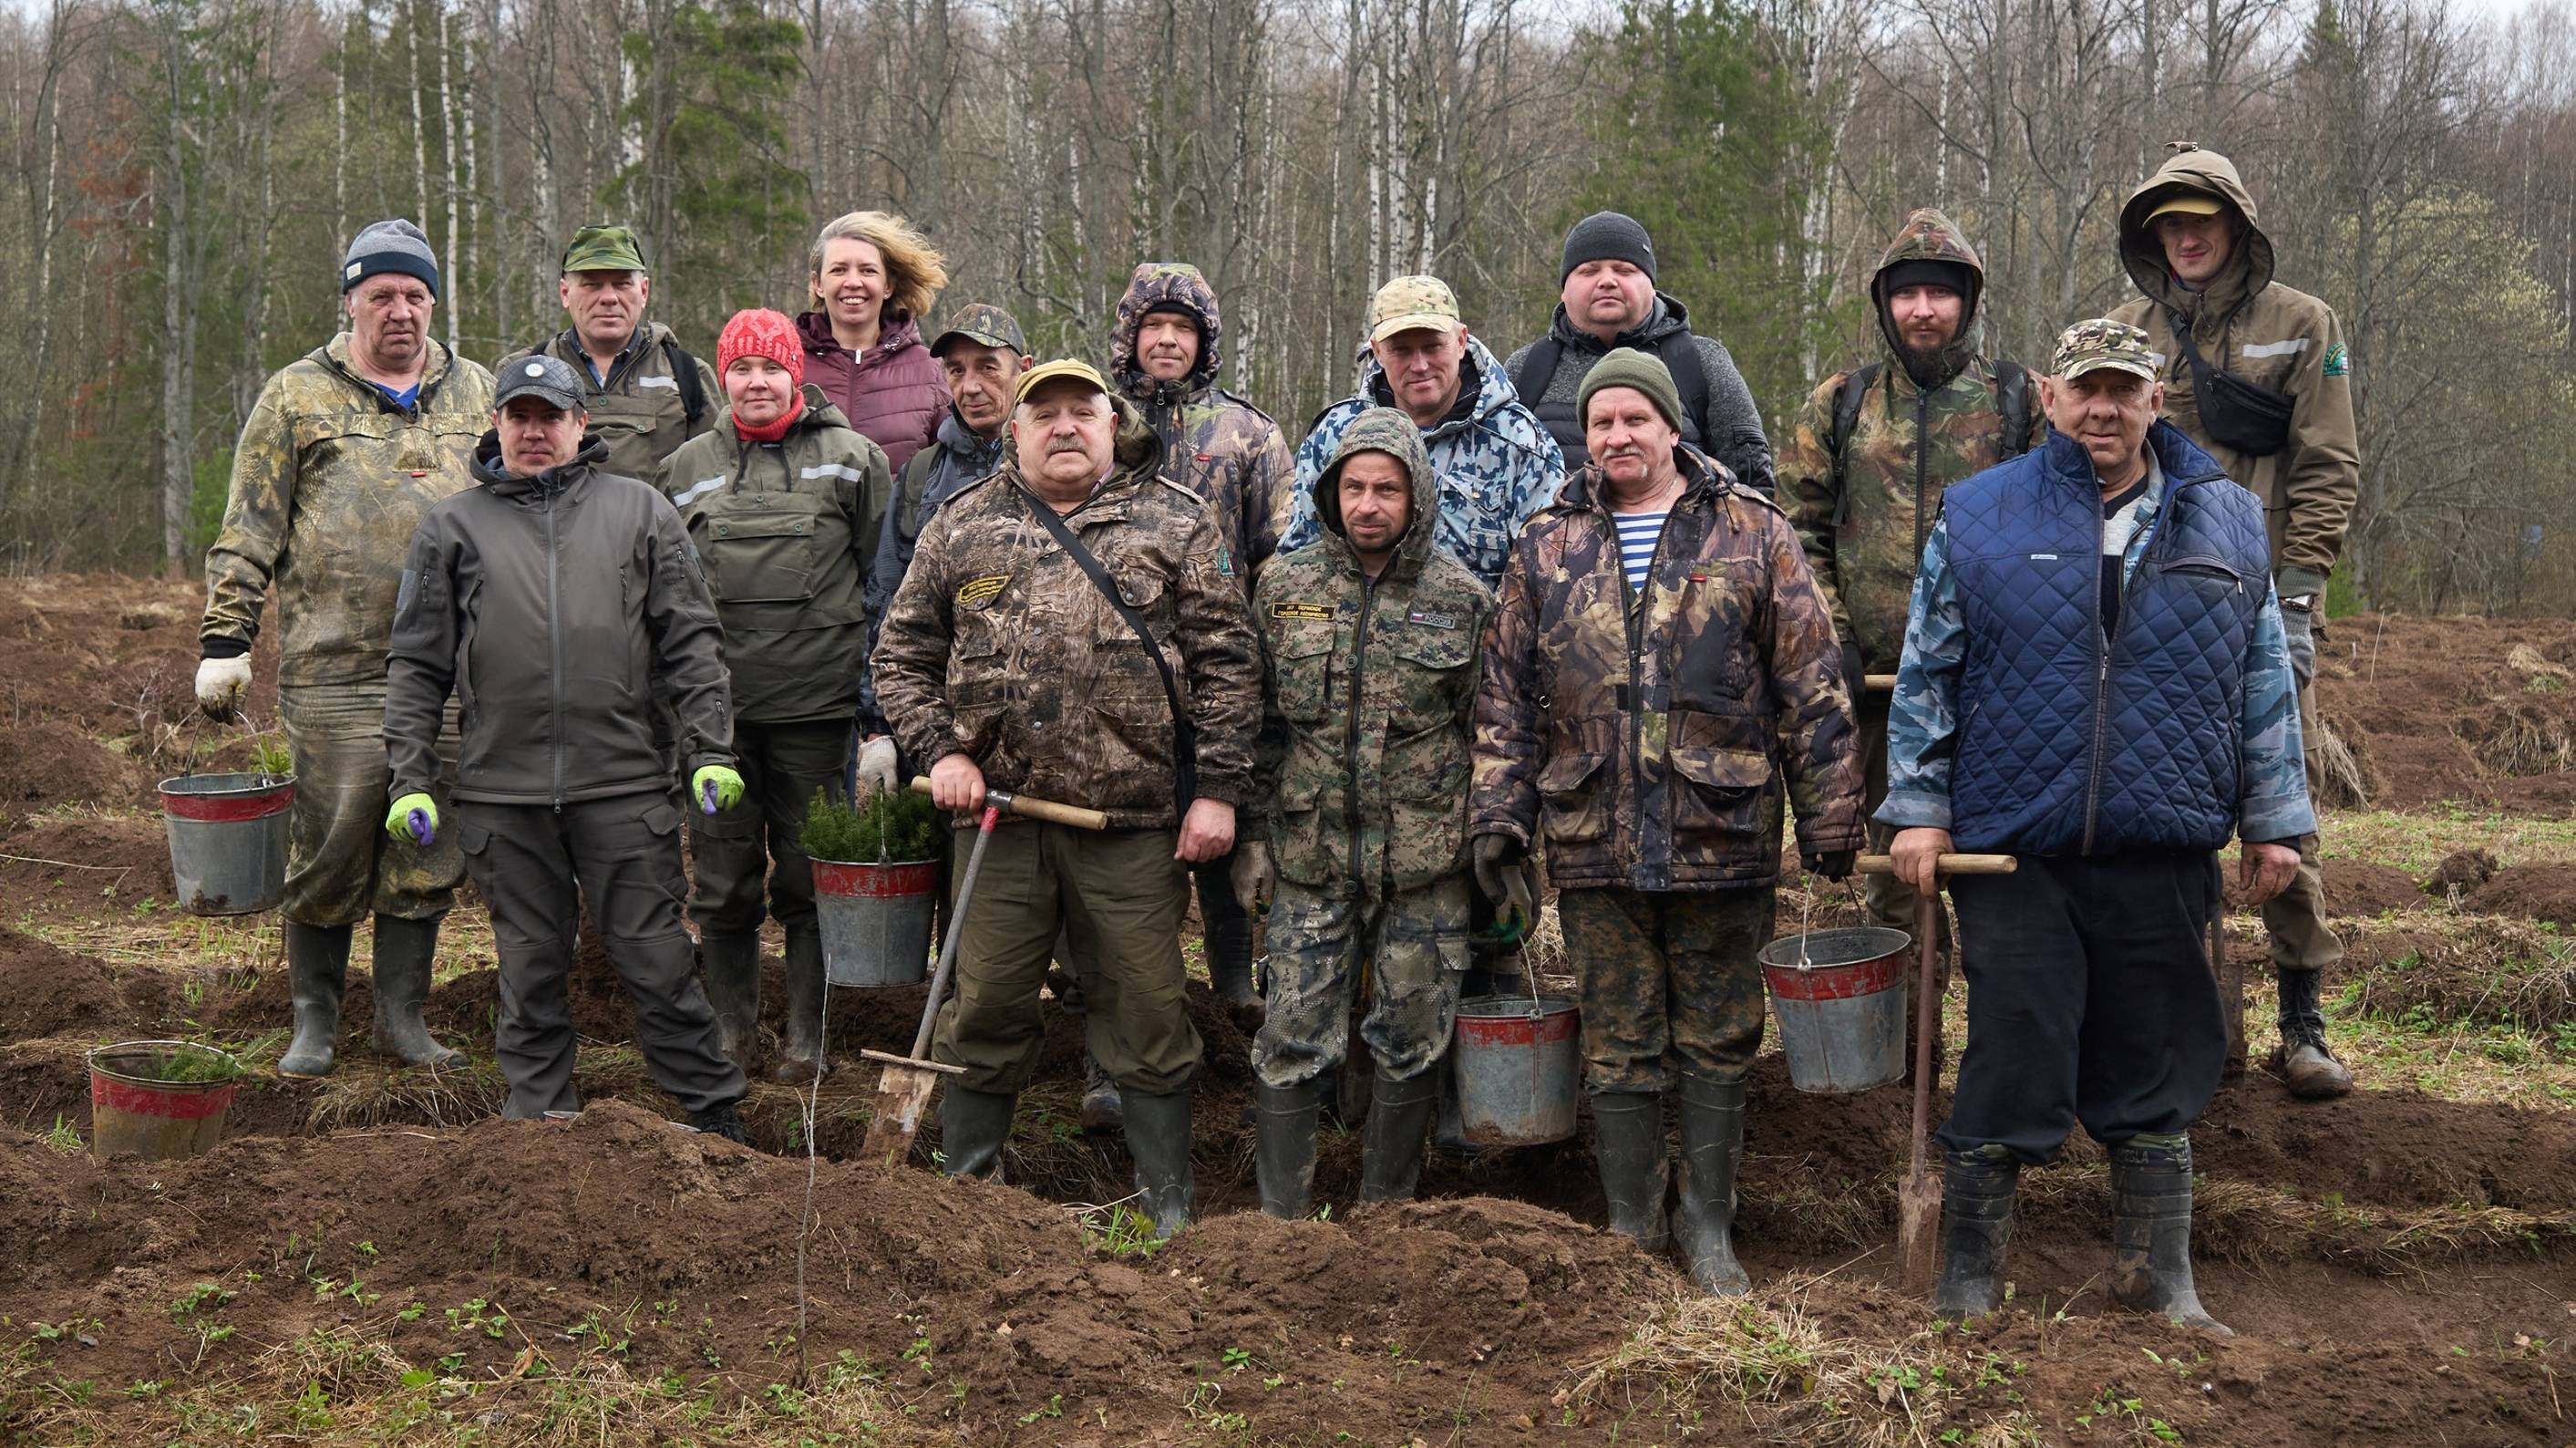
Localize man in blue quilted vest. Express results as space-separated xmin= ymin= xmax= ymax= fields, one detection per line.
xmin=1879 ymin=318 xmax=2313 ymax=1336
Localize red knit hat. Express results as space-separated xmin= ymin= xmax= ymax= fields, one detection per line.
xmin=718 ymin=308 xmax=803 ymax=383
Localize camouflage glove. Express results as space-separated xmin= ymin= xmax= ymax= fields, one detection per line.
xmin=693 ymin=764 xmax=745 ymax=813
xmin=1471 ymin=834 xmax=1534 ymax=937
xmin=386 ymin=792 xmax=438 ymax=846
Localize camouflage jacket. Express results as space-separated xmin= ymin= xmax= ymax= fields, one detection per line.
xmin=201 ymin=335 xmax=497 ymax=686
xmin=1470 ymin=450 xmax=1864 ymax=891
xmin=1783 ymin=210 xmax=2044 ymax=674
xmin=869 ymin=395 xmax=1263 ymax=830
xmin=496 ymin=321 xmax=718 ymax=485
xmin=654 ymin=388 xmax=890 ymax=725
xmin=1281 ymin=333 xmax=1565 ymax=589
xmin=1250 ymin=409 xmax=1495 ymax=894
xmin=1111 ymin=263 xmax=1297 ymax=582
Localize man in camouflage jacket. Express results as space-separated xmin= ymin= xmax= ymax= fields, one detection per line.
xmin=196 ymin=219 xmax=492 ymax=1081
xmin=1470 ymin=348 xmax=1862 ymax=1295
xmin=871 ymin=359 xmax=1262 ymax=1237
xmin=1783 ymin=208 xmax=2042 ymax=1039
xmin=1110 ymin=262 xmax=1297 ymax=1019
xmin=1236 ymin=408 xmax=1493 ymax=1218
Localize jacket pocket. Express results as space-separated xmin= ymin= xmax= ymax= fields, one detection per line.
xmin=1271 ymin=771 xmax=1335 ymax=886
xmin=1089 ymin=574 xmax=1171 ymax=708
xmin=1535 ymin=750 xmax=1610 ymax=849
xmin=1668 ymin=743 xmax=1775 ymax=853
xmin=1670 ymin=564 xmax=1763 ymax=713
xmin=1267 ymin=623 xmax=1337 ymax=725
xmin=705 ymin=512 xmax=823 ymax=604
xmin=1376 ymin=626 xmax=1474 ymax=736
xmin=946 ymin=626 xmax=1007 ymax=750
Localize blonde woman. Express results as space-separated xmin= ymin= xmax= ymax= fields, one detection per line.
xmin=796 ymin=211 xmax=951 ymax=472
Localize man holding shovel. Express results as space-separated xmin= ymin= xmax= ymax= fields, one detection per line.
xmin=871 ymin=358 xmax=1262 ymax=1238
xmin=1880 ymin=319 xmax=2313 ymax=1334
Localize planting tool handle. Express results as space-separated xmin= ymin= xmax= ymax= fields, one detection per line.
xmin=903 ymin=802 xmax=1005 ymax=1062
xmin=1864 ymin=673 xmax=1898 ymax=693
xmin=909 ymin=776 xmax=1109 ymax=832
xmin=1908 ymin=896 xmax=1940 ymax=1181
xmin=1856 ymin=853 xmax=2019 ymax=877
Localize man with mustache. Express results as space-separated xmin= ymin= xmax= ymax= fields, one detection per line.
xmin=496 ymin=225 xmax=718 ymax=484
xmin=197 ymin=219 xmax=494 ymax=1080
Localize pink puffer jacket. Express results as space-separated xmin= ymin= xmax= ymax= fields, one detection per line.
xmin=796 ymin=309 xmax=948 ymax=475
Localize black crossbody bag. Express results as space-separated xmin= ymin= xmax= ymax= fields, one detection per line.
xmin=2166 ymin=312 xmax=2294 ymax=458
xmin=1025 ymin=499 xmax=1200 ymax=822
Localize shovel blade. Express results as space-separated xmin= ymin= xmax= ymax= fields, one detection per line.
xmin=859 ymin=1066 xmax=943 ymax=1166
xmin=1897 ymin=1166 xmax=1943 ymax=1297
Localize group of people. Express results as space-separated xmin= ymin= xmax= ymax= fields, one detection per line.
xmin=193 ymin=138 xmax=2358 ymax=1334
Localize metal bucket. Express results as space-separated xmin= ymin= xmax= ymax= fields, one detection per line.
xmin=158 ymin=772 xmax=293 ymax=916
xmin=1757 ymin=926 xmax=1911 ymax=1094
xmin=87 ymin=1039 xmax=242 ymax=1161
xmin=813 ymin=859 xmax=936 ymax=988
xmin=1452 ymin=995 xmax=1582 ymax=1145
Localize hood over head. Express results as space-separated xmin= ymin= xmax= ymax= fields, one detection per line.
xmin=1311 ymin=406 xmax=1439 ymax=580
xmin=1111 ymin=263 xmax=1223 ymax=395
xmin=1870 ymin=208 xmax=1987 ymax=388
xmin=2117 ymin=142 xmax=2274 ymax=317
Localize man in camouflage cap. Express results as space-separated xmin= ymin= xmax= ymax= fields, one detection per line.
xmin=497 ymin=224 xmax=719 ymax=485
xmin=871 ymin=358 xmax=1262 ymax=1239
xmin=197 ymin=217 xmax=493 ymax=1081
xmin=1784 ymin=209 xmax=2043 ymax=1061
xmin=1880 ymin=317 xmax=2313 ymax=1336
xmin=1470 ymin=347 xmax=1862 ymax=1296
xmin=1238 ymin=407 xmax=1494 ymax=1217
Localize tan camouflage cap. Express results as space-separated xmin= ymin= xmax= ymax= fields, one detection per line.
xmin=561 ymin=224 xmax=646 ymax=274
xmin=1366 ymin=275 xmax=1463 ymax=343
xmin=931 ymin=303 xmax=1029 ymax=358
xmin=2051 ymin=318 xmax=2158 ymax=383
xmin=1014 ymin=357 xmax=1111 ymax=405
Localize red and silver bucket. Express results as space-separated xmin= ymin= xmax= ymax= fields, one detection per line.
xmin=1757 ymin=926 xmax=1911 ymax=1094
xmin=158 ymin=772 xmax=293 ymax=915
xmin=811 ymin=859 xmax=936 ymax=988
xmin=87 ymin=1040 xmax=242 ymax=1161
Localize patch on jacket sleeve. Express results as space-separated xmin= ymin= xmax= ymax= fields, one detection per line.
xmin=1272 ymin=601 xmax=1332 ymax=621
xmin=956 ymin=574 xmax=1010 ymax=606
xmin=2322 ymin=341 xmax=2351 ymax=377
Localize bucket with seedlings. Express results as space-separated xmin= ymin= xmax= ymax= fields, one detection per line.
xmin=803 ymin=786 xmax=940 ymax=988
xmin=87 ymin=1039 xmax=244 ymax=1161
xmin=158 ymin=728 xmax=294 ymax=916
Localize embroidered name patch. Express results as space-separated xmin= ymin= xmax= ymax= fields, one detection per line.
xmin=1407 ymin=609 xmax=1461 ymax=629
xmin=956 ymin=574 xmax=1010 ymax=605
xmin=1272 ymin=601 xmax=1332 ymax=621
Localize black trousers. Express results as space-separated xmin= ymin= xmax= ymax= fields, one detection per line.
xmin=455 ymin=791 xmax=747 ymax=1121
xmin=1940 ymin=851 xmax=2226 ymax=1165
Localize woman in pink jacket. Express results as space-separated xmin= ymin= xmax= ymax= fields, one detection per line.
xmin=796 ymin=211 xmax=951 ymax=474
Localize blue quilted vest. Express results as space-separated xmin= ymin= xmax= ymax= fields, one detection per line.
xmin=1945 ymin=421 xmax=2270 ymax=855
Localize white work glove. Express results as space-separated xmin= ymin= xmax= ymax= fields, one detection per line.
xmin=855 ymin=735 xmax=900 ymax=799
xmin=1230 ymin=839 xmax=1275 ymax=915
xmin=195 ymin=656 xmax=252 ymax=719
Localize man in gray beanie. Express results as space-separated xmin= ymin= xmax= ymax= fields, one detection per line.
xmin=196 ymin=218 xmax=495 ymax=1080
xmin=1509 ymin=211 xmax=1776 ymax=494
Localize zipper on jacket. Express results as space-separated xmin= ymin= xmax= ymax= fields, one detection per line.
xmin=2080 ymin=474 xmax=2168 ymax=851
xmin=1345 ymin=576 xmax=1377 ymax=893
xmin=546 ymin=481 xmax=565 ymax=811
xmin=1911 ymin=386 xmax=1931 ymax=564
xmin=1620 ymin=485 xmax=1687 ymax=877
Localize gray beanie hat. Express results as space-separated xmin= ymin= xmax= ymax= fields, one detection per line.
xmin=1561 ymin=211 xmax=1657 ymax=282
xmin=1578 ymin=347 xmax=1685 ymax=431
xmin=343 ymin=218 xmax=440 ymax=298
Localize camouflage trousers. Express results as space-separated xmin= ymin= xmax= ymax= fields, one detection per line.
xmin=1561 ymin=885 xmax=1775 ymax=1093
xmin=277 ymin=681 xmax=464 ymax=927
xmin=1249 ymin=875 xmax=1469 ymax=1091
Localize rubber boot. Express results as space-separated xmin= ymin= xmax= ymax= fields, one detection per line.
xmin=2269 ymin=967 xmax=2354 ymax=1100
xmin=688 ymin=1102 xmax=751 ymax=1145
xmin=698 ymin=933 xmax=762 ymax=1076
xmin=1672 ymin=1076 xmax=1751 ymax=1296
xmin=277 ymin=922 xmax=353 ymax=1080
xmin=939 ymin=1085 xmax=1016 ymax=1181
xmin=1932 ymin=1144 xmax=2020 ymax=1320
xmin=1204 ymin=914 xmax=1262 ymax=1027
xmin=1590 ymin=1091 xmax=1671 ymax=1252
xmin=2109 ymin=1133 xmax=2232 ymax=1335
xmin=1119 ymin=1086 xmax=1197 ymax=1239
xmin=1359 ymin=1069 xmax=1441 ymax=1203
xmin=1253 ymin=1079 xmax=1322 ymax=1219
xmin=771 ymin=927 xmax=829 ymax=1085
xmin=369 ymin=915 xmax=463 ymax=1069
xmin=1080 ymin=1049 xmax=1125 ymax=1135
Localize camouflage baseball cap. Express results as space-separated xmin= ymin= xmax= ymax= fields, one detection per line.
xmin=1366 ymin=275 xmax=1462 ymax=342
xmin=2051 ymin=318 xmax=2158 ymax=383
xmin=560 ymin=224 xmax=646 ymax=274
xmin=495 ymin=354 xmax=587 ymax=412
xmin=1014 ymin=358 xmax=1111 ymax=405
xmin=931 ymin=303 xmax=1029 ymax=358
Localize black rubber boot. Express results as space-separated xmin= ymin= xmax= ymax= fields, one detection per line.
xmin=2270 ymin=967 xmax=2354 ymax=1100
xmin=771 ymin=927 xmax=829 ymax=1085
xmin=1359 ymin=1069 xmax=1440 ymax=1203
xmin=688 ymin=1102 xmax=751 ymax=1145
xmin=938 ymin=1085 xmax=1016 ymax=1181
xmin=1932 ymin=1144 xmax=2020 ymax=1319
xmin=1590 ymin=1091 xmax=1671 ymax=1252
xmin=369 ymin=914 xmax=463 ymax=1069
xmin=698 ymin=933 xmax=762 ymax=1076
xmin=1119 ymin=1086 xmax=1197 ymax=1238
xmin=1080 ymin=1049 xmax=1125 ymax=1135
xmin=1204 ymin=915 xmax=1262 ymax=1026
xmin=278 ymin=922 xmax=353 ymax=1080
xmin=1253 ymin=1079 xmax=1323 ymax=1219
xmin=1673 ymin=1075 xmax=1750 ymax=1296
xmin=2109 ymin=1133 xmax=2232 ymax=1335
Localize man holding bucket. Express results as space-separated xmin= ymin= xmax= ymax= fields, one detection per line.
xmin=1880 ymin=319 xmax=2312 ymax=1333
xmin=1468 ymin=349 xmax=1863 ymax=1294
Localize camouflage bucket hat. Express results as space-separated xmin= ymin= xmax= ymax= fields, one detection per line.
xmin=932 ymin=303 xmax=1029 ymax=358
xmin=2051 ymin=318 xmax=2158 ymax=383
xmin=1367 ymin=275 xmax=1461 ymax=342
xmin=561 ymin=224 xmax=647 ymax=274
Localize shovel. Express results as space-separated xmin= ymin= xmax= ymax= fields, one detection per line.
xmin=856 ymin=777 xmax=1110 ymax=1167
xmin=1857 ymin=851 xmax=2015 ymax=1296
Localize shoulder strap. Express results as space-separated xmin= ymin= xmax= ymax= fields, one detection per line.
xmin=1654 ymin=330 xmax=1712 ymax=440
xmin=1023 ymin=498 xmax=1199 ymax=819
xmin=662 ymin=336 xmax=706 ymax=427
xmin=1827 ymin=362 xmax=1880 ymax=528
xmin=1511 ymin=337 xmax=1563 ymax=409
xmin=1994 ymin=359 xmax=2031 ymax=459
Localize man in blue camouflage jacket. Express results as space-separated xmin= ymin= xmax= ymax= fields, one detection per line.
xmin=1880 ymin=318 xmax=2313 ymax=1339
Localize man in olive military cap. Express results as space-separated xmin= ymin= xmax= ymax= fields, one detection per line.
xmin=498 ymin=224 xmax=719 ymax=484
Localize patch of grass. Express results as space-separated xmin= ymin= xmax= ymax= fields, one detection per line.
xmin=40 ymin=1112 xmax=81 ymax=1154
xmin=2320 ymin=806 xmax=2576 ymax=877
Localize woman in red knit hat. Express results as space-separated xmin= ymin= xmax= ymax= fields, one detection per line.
xmin=654 ymin=307 xmax=897 ymax=1085
xmin=797 ymin=212 xmax=951 ymax=475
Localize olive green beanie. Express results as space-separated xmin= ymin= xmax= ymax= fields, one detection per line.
xmin=1576 ymin=347 xmax=1685 ymax=431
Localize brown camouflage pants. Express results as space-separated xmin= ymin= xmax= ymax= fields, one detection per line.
xmin=1561 ymin=885 xmax=1775 ymax=1093
xmin=277 ymin=681 xmax=464 ymax=926
xmin=1249 ymin=875 xmax=1468 ymax=1090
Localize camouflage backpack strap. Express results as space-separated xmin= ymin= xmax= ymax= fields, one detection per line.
xmin=1994 ymin=358 xmax=2031 ymax=460
xmin=1511 ymin=336 xmax=1564 ymax=408
xmin=1827 ymin=362 xmax=1881 ymax=528
xmin=660 ymin=335 xmax=706 ymax=428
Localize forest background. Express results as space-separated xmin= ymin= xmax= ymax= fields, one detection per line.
xmin=0 ymin=0 xmax=2568 ymax=614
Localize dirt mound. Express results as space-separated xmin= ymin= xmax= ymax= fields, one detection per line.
xmin=2317 ymin=613 xmax=2576 ymax=813
xmin=0 ymin=928 xmax=178 ymax=1041
xmin=2427 ymin=847 xmax=2499 ymax=893
xmin=0 ymin=815 xmax=177 ymax=904
xmin=2324 ymin=860 xmax=2433 ymax=917
xmin=0 ymin=720 xmax=138 ymax=818
xmin=2468 ymin=862 xmax=2576 ymax=924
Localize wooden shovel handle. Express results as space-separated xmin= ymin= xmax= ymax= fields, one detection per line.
xmin=1864 ymin=673 xmax=1899 ymax=692
xmin=1856 ymin=853 xmax=2018 ymax=876
xmin=909 ymin=776 xmax=1109 ymax=832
